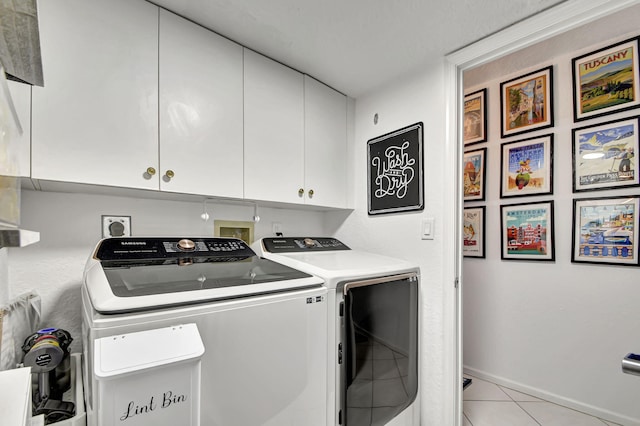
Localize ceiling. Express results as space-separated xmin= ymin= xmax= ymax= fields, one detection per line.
xmin=148 ymin=0 xmax=567 ymax=98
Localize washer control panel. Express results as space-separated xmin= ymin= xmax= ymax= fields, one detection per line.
xmin=95 ymin=237 xmax=254 ymax=260
xmin=261 ymin=237 xmax=350 ymax=253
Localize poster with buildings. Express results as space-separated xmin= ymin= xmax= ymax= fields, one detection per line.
xmin=573 ymin=197 xmax=638 ymax=265
xmin=501 ymin=66 xmax=553 ymax=137
xmin=501 ymin=201 xmax=554 ymax=261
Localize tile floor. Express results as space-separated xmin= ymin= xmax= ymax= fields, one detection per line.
xmin=463 ymin=375 xmax=622 ymax=426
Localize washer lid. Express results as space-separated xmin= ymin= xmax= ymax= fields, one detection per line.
xmin=85 ymin=237 xmax=323 ymax=314
xmin=101 ymin=256 xmax=314 ymax=297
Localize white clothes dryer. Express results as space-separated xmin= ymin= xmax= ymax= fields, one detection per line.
xmin=253 ymin=237 xmax=420 ymax=426
xmin=82 ymin=237 xmax=328 ymax=426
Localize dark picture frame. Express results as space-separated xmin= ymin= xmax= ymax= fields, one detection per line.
xmin=367 ymin=122 xmax=424 ymax=215
xmin=463 ymin=206 xmax=485 ymax=258
xmin=500 ymin=66 xmax=554 ymax=138
xmin=500 ymin=134 xmax=553 ymax=198
xmin=572 ymin=116 xmax=639 ymax=192
xmin=463 ymin=148 xmax=487 ymax=202
xmin=572 ymin=196 xmax=639 ymax=266
xmin=501 ymin=201 xmax=555 ymax=261
xmin=464 ymin=88 xmax=487 ymax=146
xmin=572 ymin=36 xmax=640 ymax=122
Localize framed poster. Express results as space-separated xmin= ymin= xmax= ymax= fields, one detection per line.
xmin=367 ymin=122 xmax=424 ymax=215
xmin=500 ymin=134 xmax=553 ymax=198
xmin=500 ymin=66 xmax=553 ymax=138
xmin=463 ymin=206 xmax=485 ymax=258
xmin=572 ymin=36 xmax=640 ymax=122
xmin=464 ymin=88 xmax=487 ymax=145
xmin=463 ymin=148 xmax=486 ymax=201
xmin=572 ymin=196 xmax=639 ymax=266
xmin=501 ymin=201 xmax=554 ymax=261
xmin=572 ymin=116 xmax=639 ymax=192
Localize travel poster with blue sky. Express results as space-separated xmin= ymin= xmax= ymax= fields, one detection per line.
xmin=573 ymin=197 xmax=639 ymax=265
xmin=573 ymin=117 xmax=638 ymax=191
xmin=501 ymin=135 xmax=552 ymax=197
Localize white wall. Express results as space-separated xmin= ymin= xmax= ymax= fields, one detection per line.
xmin=327 ymin=59 xmax=454 ymax=425
xmin=8 ymin=189 xmax=329 ymax=353
xmin=463 ymin=7 xmax=640 ymax=424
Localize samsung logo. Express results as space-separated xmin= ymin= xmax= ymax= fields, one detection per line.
xmin=121 ymin=241 xmax=146 ymax=246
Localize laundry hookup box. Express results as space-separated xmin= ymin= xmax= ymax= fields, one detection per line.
xmin=91 ymin=324 xmax=205 ymax=426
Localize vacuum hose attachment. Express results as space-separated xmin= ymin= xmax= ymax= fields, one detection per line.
xmin=22 ymin=328 xmax=76 ymax=424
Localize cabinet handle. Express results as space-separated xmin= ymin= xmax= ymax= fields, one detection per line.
xmin=146 ymin=167 xmax=156 ymax=176
xmin=308 ymin=189 xmax=314 ymax=197
xmin=298 ymin=188 xmax=304 ymax=196
xmin=165 ymin=170 xmax=175 ymax=179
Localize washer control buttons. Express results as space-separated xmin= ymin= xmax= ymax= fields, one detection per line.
xmin=177 ymin=239 xmax=196 ymax=251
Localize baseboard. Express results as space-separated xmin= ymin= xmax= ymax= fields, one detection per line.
xmin=463 ymin=366 xmax=640 ymax=426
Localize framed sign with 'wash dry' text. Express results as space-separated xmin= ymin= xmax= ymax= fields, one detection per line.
xmin=367 ymin=123 xmax=424 ymax=215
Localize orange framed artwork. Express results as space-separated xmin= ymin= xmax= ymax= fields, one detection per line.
xmin=500 ymin=66 xmax=553 ymax=138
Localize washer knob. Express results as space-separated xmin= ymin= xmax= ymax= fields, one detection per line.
xmin=177 ymin=239 xmax=196 ymax=251
xmin=303 ymin=238 xmax=316 ymax=247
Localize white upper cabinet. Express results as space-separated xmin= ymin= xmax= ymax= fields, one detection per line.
xmin=32 ymin=0 xmax=159 ymax=190
xmin=28 ymin=0 xmax=348 ymax=208
xmin=7 ymin=81 xmax=31 ymax=178
xmin=304 ymin=76 xmax=347 ymax=208
xmin=243 ymin=49 xmax=305 ymax=204
xmin=159 ymin=10 xmax=244 ymax=198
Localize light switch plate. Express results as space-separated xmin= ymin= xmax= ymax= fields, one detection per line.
xmin=102 ymin=215 xmax=131 ymax=238
xmin=272 ymin=222 xmax=282 ymax=234
xmin=421 ymin=218 xmax=435 ymax=240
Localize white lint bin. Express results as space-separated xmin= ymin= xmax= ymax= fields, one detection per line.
xmin=93 ymin=324 xmax=204 ymax=426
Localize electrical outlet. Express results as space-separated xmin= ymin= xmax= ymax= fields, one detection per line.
xmin=102 ymin=215 xmax=131 ymax=238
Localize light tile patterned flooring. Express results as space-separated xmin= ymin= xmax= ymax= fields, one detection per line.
xmin=463 ymin=375 xmax=622 ymax=426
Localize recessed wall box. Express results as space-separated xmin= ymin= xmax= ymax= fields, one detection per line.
xmin=101 ymin=216 xmax=131 ymax=238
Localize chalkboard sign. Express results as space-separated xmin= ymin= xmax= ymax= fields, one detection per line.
xmin=367 ymin=122 xmax=424 ymax=215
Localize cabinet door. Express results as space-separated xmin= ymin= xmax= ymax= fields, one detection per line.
xmin=159 ymin=10 xmax=243 ymax=198
xmin=304 ymin=76 xmax=348 ymax=208
xmin=244 ymin=49 xmax=304 ymax=204
xmin=32 ymin=0 xmax=159 ymax=190
xmin=7 ymin=81 xmax=31 ymax=178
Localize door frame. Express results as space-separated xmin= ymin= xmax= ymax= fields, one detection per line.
xmin=444 ymin=1 xmax=640 ymax=424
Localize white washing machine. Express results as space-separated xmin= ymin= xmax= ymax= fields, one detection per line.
xmin=82 ymin=237 xmax=328 ymax=426
xmin=253 ymin=237 xmax=420 ymax=426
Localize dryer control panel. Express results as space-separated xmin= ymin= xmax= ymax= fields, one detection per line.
xmin=261 ymin=237 xmax=350 ymax=253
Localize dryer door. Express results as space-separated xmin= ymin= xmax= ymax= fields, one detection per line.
xmin=342 ymin=273 xmax=419 ymax=426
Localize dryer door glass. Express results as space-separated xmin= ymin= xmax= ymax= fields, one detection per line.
xmin=343 ymin=274 xmax=418 ymax=426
